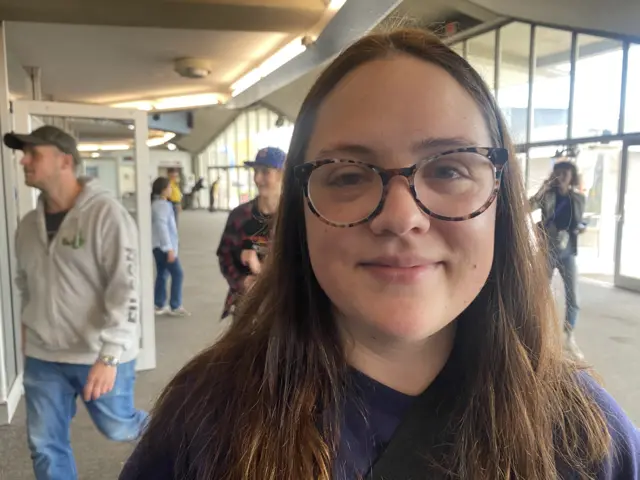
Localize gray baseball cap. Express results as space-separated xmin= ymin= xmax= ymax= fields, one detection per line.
xmin=4 ymin=125 xmax=81 ymax=166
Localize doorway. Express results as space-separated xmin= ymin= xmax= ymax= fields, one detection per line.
xmin=0 ymin=100 xmax=156 ymax=424
xmin=614 ymin=140 xmax=640 ymax=291
xmin=10 ymin=101 xmax=156 ymax=370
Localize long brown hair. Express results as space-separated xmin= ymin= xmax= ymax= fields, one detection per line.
xmin=140 ymin=29 xmax=609 ymax=479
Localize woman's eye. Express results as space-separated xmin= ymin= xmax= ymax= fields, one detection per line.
xmin=432 ymin=165 xmax=463 ymax=179
xmin=321 ymin=166 xmax=374 ymax=187
xmin=328 ymin=172 xmax=367 ymax=186
xmin=423 ymin=163 xmax=468 ymax=180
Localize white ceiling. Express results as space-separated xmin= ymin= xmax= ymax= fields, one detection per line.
xmin=0 ymin=0 xmax=327 ymax=32
xmin=6 ymin=22 xmax=291 ymax=104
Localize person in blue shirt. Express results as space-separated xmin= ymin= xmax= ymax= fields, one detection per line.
xmin=151 ymin=177 xmax=189 ymax=316
xmin=121 ymin=29 xmax=639 ymax=480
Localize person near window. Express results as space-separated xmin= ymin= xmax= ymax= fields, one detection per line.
xmin=530 ymin=160 xmax=586 ymax=359
xmin=191 ymin=176 xmax=205 ymax=209
xmin=167 ymin=167 xmax=182 ymax=224
xmin=215 ymin=147 xmax=285 ymax=319
xmin=209 ymin=178 xmax=219 ymax=212
xmin=151 ymin=176 xmax=190 ymax=317
xmin=5 ymin=126 xmax=148 ymax=480
xmin=120 ymin=29 xmax=639 ymax=480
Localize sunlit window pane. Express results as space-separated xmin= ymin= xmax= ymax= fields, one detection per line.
xmin=467 ymin=32 xmax=496 ymax=93
xmin=531 ymin=27 xmax=572 ymax=143
xmin=625 ymin=43 xmax=640 ymax=133
xmin=572 ymin=35 xmax=623 ymax=138
xmin=497 ymin=22 xmax=531 ymax=144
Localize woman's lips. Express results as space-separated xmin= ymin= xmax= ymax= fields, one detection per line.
xmin=359 ymin=262 xmax=441 ymax=284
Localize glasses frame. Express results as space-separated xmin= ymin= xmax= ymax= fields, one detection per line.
xmin=294 ymin=146 xmax=509 ymax=228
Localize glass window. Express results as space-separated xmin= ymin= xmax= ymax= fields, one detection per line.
xmin=625 ymin=43 xmax=640 ymax=133
xmin=215 ymin=136 xmax=224 ymax=167
xmin=497 ymin=22 xmax=532 ymax=144
xmin=531 ymin=27 xmax=572 ymax=143
xmin=575 ymin=142 xmax=621 ymax=277
xmin=235 ymin=111 xmax=248 ymax=165
xmin=247 ymin=108 xmax=258 ymax=161
xmin=199 ymin=106 xmax=291 ymax=209
xmin=572 ymin=35 xmax=623 ymax=138
xmin=620 ymin=145 xmax=640 ymax=279
xmin=466 ymin=32 xmax=496 ymax=92
xmin=258 ymin=108 xmax=270 ymax=134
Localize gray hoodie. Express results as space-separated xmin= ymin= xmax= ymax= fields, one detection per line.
xmin=15 ymin=178 xmax=140 ymax=365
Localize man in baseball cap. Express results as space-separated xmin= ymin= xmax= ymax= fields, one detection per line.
xmin=4 ymin=125 xmax=82 ymax=175
xmin=217 ymin=146 xmax=286 ymax=319
xmin=5 ymin=125 xmax=148 ymax=478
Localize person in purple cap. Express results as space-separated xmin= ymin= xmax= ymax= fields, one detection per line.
xmin=216 ymin=146 xmax=285 ymax=319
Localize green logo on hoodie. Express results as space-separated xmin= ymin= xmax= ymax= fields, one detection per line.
xmin=61 ymin=231 xmax=85 ymax=249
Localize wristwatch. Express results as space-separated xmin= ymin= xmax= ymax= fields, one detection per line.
xmin=98 ymin=355 xmax=120 ymax=367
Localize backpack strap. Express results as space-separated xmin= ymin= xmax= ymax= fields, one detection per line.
xmin=366 ymin=364 xmax=459 ymax=480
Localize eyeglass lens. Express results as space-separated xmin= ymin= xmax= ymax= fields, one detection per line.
xmin=307 ymin=151 xmax=497 ymax=225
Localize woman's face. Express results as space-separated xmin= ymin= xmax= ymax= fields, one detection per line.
xmin=163 ymin=184 xmax=172 ymax=198
xmin=304 ymin=55 xmax=496 ymax=344
xmin=553 ymin=167 xmax=573 ymax=189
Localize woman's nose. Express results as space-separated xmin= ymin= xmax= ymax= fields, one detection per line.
xmin=368 ymin=176 xmax=431 ymax=237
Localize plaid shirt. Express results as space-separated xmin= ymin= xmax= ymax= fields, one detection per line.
xmin=216 ymin=199 xmax=271 ymax=319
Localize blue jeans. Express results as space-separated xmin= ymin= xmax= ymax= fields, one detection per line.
xmin=153 ymin=248 xmax=183 ymax=310
xmin=548 ymin=251 xmax=579 ymax=331
xmin=23 ymin=357 xmax=148 ymax=480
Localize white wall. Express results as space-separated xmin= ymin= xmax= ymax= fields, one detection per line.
xmin=88 ymin=149 xmax=192 ymax=184
xmin=150 ymin=149 xmax=192 ymax=179
xmin=83 ymin=157 xmax=119 ymax=194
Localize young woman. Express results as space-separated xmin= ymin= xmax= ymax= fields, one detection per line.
xmin=122 ymin=30 xmax=639 ymax=479
xmin=151 ymin=177 xmax=189 ymax=316
xmin=216 ymin=146 xmax=285 ymax=319
xmin=531 ymin=159 xmax=586 ymax=359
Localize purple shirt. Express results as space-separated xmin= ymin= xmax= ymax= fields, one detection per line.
xmin=120 ymin=371 xmax=639 ymax=479
xmin=336 ymin=370 xmax=639 ymax=479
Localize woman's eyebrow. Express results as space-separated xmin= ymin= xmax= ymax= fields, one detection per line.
xmin=410 ymin=136 xmax=478 ymax=154
xmin=313 ymin=136 xmax=477 ymax=160
xmin=314 ymin=143 xmax=375 ymax=160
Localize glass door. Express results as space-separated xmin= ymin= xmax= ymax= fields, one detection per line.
xmin=614 ymin=140 xmax=640 ymax=291
xmin=11 ymin=100 xmax=156 ymax=372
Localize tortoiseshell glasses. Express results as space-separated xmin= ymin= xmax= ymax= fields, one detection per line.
xmin=294 ymin=147 xmax=508 ymax=228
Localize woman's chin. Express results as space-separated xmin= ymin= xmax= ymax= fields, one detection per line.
xmin=350 ymin=304 xmax=454 ymax=343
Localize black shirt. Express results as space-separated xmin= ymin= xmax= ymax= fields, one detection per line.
xmin=239 ymin=201 xmax=272 ymax=261
xmin=45 ymin=211 xmax=68 ymax=243
xmin=552 ymin=191 xmax=572 ymax=231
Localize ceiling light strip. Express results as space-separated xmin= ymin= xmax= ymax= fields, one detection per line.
xmin=231 ymin=36 xmax=308 ymax=97
xmin=113 ymin=93 xmax=222 ymax=112
xmin=78 ymin=132 xmax=177 ymax=152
